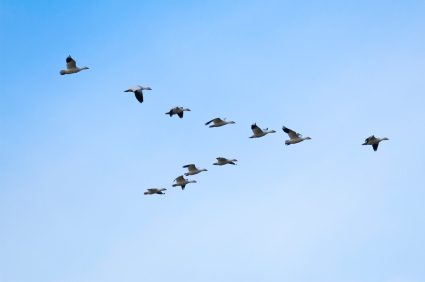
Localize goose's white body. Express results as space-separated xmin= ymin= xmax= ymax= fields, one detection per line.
xmin=362 ymin=135 xmax=389 ymax=151
xmin=166 ymin=107 xmax=191 ymax=118
xmin=60 ymin=56 xmax=88 ymax=75
xmin=144 ymin=188 xmax=166 ymax=195
xmin=205 ymin=118 xmax=235 ymax=128
xmin=249 ymin=123 xmax=276 ymax=138
xmin=282 ymin=126 xmax=311 ymax=145
xmin=172 ymin=175 xmax=196 ymax=190
xmin=124 ymin=86 xmax=152 ymax=103
xmin=183 ymin=164 xmax=207 ymax=176
xmin=213 ymin=157 xmax=237 ymax=166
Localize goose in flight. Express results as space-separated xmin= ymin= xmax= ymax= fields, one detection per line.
xmin=183 ymin=164 xmax=207 ymax=176
xmin=213 ymin=157 xmax=237 ymax=166
xmin=124 ymin=86 xmax=152 ymax=103
xmin=362 ymin=135 xmax=389 ymax=151
xmin=60 ymin=56 xmax=89 ymax=75
xmin=144 ymin=188 xmax=166 ymax=195
xmin=249 ymin=123 xmax=276 ymax=138
xmin=172 ymin=175 xmax=196 ymax=190
xmin=205 ymin=118 xmax=235 ymax=128
xmin=282 ymin=126 xmax=311 ymax=145
xmin=166 ymin=107 xmax=191 ymax=118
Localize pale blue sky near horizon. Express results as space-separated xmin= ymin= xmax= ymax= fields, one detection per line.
xmin=1 ymin=1 xmax=425 ymax=281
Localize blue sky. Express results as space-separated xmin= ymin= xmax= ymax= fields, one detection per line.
xmin=1 ymin=0 xmax=425 ymax=281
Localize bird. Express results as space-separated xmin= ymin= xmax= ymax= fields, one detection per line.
xmin=213 ymin=157 xmax=237 ymax=166
xmin=183 ymin=164 xmax=207 ymax=176
xmin=362 ymin=135 xmax=389 ymax=151
xmin=165 ymin=107 xmax=191 ymax=118
xmin=282 ymin=126 xmax=311 ymax=145
xmin=172 ymin=175 xmax=196 ymax=190
xmin=249 ymin=123 xmax=276 ymax=138
xmin=144 ymin=188 xmax=167 ymax=195
xmin=205 ymin=118 xmax=235 ymax=128
xmin=124 ymin=86 xmax=152 ymax=103
xmin=60 ymin=56 xmax=89 ymax=75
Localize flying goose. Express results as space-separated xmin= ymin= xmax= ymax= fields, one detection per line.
xmin=144 ymin=188 xmax=166 ymax=195
xmin=282 ymin=126 xmax=311 ymax=145
xmin=362 ymin=135 xmax=389 ymax=151
xmin=213 ymin=157 xmax=237 ymax=166
xmin=166 ymin=107 xmax=191 ymax=118
xmin=124 ymin=86 xmax=152 ymax=103
xmin=183 ymin=164 xmax=207 ymax=176
xmin=249 ymin=123 xmax=276 ymax=138
xmin=205 ymin=118 xmax=235 ymax=128
xmin=172 ymin=175 xmax=196 ymax=190
xmin=60 ymin=56 xmax=89 ymax=75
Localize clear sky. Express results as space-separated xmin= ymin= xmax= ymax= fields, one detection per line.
xmin=1 ymin=1 xmax=425 ymax=281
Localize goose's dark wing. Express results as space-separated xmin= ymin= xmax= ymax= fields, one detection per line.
xmin=177 ymin=112 xmax=184 ymax=118
xmin=134 ymin=89 xmax=143 ymax=103
xmin=372 ymin=144 xmax=379 ymax=151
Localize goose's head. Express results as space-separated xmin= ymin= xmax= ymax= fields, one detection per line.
xmin=142 ymin=87 xmax=152 ymax=90
xmin=381 ymin=137 xmax=389 ymax=141
xmin=60 ymin=70 xmax=66 ymax=75
xmin=269 ymin=130 xmax=276 ymax=133
xmin=183 ymin=108 xmax=191 ymax=111
xmin=190 ymin=180 xmax=197 ymax=183
xmin=227 ymin=121 xmax=235 ymax=124
xmin=159 ymin=188 xmax=167 ymax=191
xmin=201 ymin=169 xmax=208 ymax=172
xmin=81 ymin=67 xmax=89 ymax=70
xmin=285 ymin=140 xmax=290 ymax=146
xmin=304 ymin=137 xmax=312 ymax=140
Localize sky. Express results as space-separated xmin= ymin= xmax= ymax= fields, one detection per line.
xmin=1 ymin=0 xmax=425 ymax=281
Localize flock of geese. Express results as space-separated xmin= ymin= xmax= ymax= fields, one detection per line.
xmin=60 ymin=56 xmax=390 ymax=195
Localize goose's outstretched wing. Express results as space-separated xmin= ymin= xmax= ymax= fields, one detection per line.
xmin=365 ymin=135 xmax=376 ymax=144
xmin=174 ymin=175 xmax=185 ymax=182
xmin=134 ymin=89 xmax=144 ymax=103
xmin=66 ymin=56 xmax=77 ymax=69
xmin=282 ymin=126 xmax=300 ymax=139
xmin=372 ymin=144 xmax=379 ymax=151
xmin=251 ymin=123 xmax=263 ymax=134
xmin=183 ymin=164 xmax=197 ymax=171
xmin=205 ymin=118 xmax=222 ymax=125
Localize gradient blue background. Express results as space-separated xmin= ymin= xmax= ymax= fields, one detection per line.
xmin=1 ymin=1 xmax=425 ymax=281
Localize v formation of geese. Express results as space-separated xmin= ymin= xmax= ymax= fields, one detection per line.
xmin=59 ymin=55 xmax=390 ymax=196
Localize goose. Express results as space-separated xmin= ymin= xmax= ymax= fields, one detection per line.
xmin=213 ymin=157 xmax=237 ymax=166
xmin=205 ymin=118 xmax=235 ymax=128
xmin=144 ymin=188 xmax=166 ymax=195
xmin=166 ymin=107 xmax=191 ymax=118
xmin=60 ymin=56 xmax=89 ymax=75
xmin=362 ymin=135 xmax=389 ymax=151
xmin=124 ymin=86 xmax=152 ymax=103
xmin=249 ymin=123 xmax=276 ymax=138
xmin=183 ymin=164 xmax=207 ymax=176
xmin=172 ymin=175 xmax=196 ymax=190
xmin=282 ymin=126 xmax=311 ymax=145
